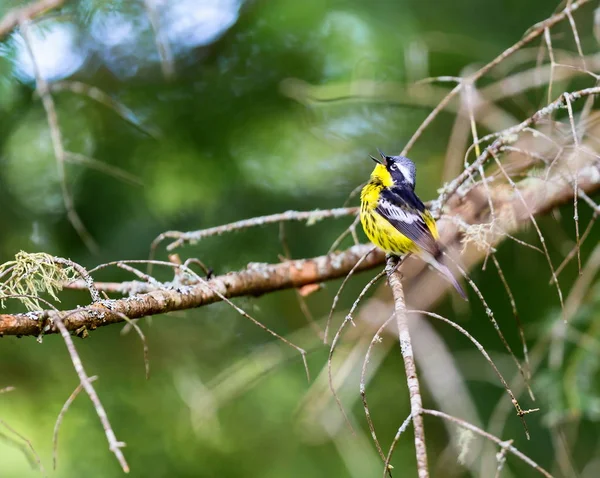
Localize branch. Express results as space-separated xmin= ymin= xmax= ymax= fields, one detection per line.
xmin=0 ymin=244 xmax=384 ymax=336
xmin=53 ymin=316 xmax=129 ymax=472
xmin=151 ymin=207 xmax=358 ymax=253
xmin=0 ymin=0 xmax=65 ymax=40
xmin=387 ymin=256 xmax=429 ymax=478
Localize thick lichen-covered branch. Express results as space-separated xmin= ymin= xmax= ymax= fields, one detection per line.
xmin=0 ymin=244 xmax=384 ymax=336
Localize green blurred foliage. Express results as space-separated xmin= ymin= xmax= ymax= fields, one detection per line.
xmin=0 ymin=0 xmax=599 ymax=477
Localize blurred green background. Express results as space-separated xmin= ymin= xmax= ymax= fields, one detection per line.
xmin=1 ymin=0 xmax=600 ymax=476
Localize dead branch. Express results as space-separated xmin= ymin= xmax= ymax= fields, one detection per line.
xmin=0 ymin=0 xmax=65 ymax=40
xmin=53 ymin=316 xmax=129 ymax=472
xmin=387 ymin=257 xmax=429 ymax=478
xmin=422 ymin=409 xmax=553 ymax=478
xmin=0 ymin=244 xmax=384 ymax=336
xmin=19 ymin=19 xmax=98 ymax=253
xmin=152 ymin=207 xmax=358 ymax=254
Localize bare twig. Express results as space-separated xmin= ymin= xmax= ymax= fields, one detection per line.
xmin=553 ymin=208 xmax=598 ymax=281
xmin=411 ymin=310 xmax=537 ymax=439
xmin=489 ymin=150 xmax=565 ymax=317
xmin=449 ymin=257 xmax=536 ymax=405
xmin=19 ymin=19 xmax=98 ymax=253
xmin=47 ymin=81 xmax=160 ymax=138
xmin=491 ymin=254 xmax=531 ymax=378
xmin=494 ymin=439 xmax=512 ymax=478
xmin=64 ymin=152 xmax=143 ymax=187
xmin=144 ymin=0 xmax=175 ymax=80
xmin=327 ymin=268 xmax=387 ymax=431
xmin=0 ymin=418 xmax=45 ymax=475
xmin=360 ymin=314 xmax=395 ymax=470
xmin=386 ymin=256 xmax=429 ymax=478
xmin=324 ymin=246 xmax=376 ymax=343
xmin=53 ymin=376 xmax=98 ymax=469
xmin=278 ymin=223 xmax=322 ymax=338
xmin=53 ymin=316 xmax=129 ymax=472
xmin=151 ymin=207 xmax=358 ymax=256
xmin=564 ymin=94 xmax=582 ymax=274
xmin=383 ymin=413 xmax=413 ymax=477
xmin=328 ymin=215 xmax=361 ymax=253
xmin=435 ymin=86 xmax=600 ymax=215
xmin=422 ymin=409 xmax=553 ymax=477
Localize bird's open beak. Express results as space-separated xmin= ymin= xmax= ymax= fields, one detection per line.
xmin=369 ymin=154 xmax=381 ymax=164
xmin=376 ymin=148 xmax=389 ymax=166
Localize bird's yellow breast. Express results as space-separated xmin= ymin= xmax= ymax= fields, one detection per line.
xmin=360 ymin=179 xmax=417 ymax=255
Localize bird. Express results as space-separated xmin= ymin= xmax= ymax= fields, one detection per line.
xmin=360 ymin=149 xmax=467 ymax=300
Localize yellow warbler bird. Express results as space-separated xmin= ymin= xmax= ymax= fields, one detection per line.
xmin=360 ymin=149 xmax=467 ymax=300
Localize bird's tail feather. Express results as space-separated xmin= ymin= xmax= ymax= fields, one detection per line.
xmin=426 ymin=257 xmax=468 ymax=301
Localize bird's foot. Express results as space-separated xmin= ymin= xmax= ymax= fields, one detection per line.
xmin=384 ymin=254 xmax=402 ymax=275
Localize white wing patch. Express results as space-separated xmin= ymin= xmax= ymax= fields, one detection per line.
xmin=378 ymin=199 xmax=421 ymax=224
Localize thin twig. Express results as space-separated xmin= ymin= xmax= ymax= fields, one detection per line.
xmin=489 ymin=150 xmax=565 ymax=318
xmin=491 ymin=254 xmax=531 ymax=379
xmin=411 ymin=310 xmax=537 ymax=439
xmin=144 ymin=0 xmax=175 ymax=80
xmin=47 ymin=81 xmax=160 ymax=138
xmin=53 ymin=315 xmax=129 ymax=472
xmin=278 ymin=223 xmax=323 ymax=338
xmin=64 ymin=152 xmax=143 ymax=187
xmin=0 ymin=418 xmax=46 ymax=476
xmin=328 ymin=215 xmax=361 ymax=253
xmin=19 ymin=20 xmax=98 ymax=253
xmin=494 ymin=439 xmax=513 ymax=478
xmin=53 ymin=376 xmax=98 ymax=470
xmin=324 ymin=247 xmax=376 ymax=343
xmin=151 ymin=207 xmax=358 ymax=256
xmin=553 ymin=209 xmax=598 ymax=281
xmin=422 ymin=409 xmax=553 ymax=478
xmin=448 ymin=256 xmax=535 ymax=404
xmin=327 ymin=268 xmax=387 ymax=432
xmin=113 ymin=311 xmax=150 ymax=380
xmin=564 ymin=93 xmax=582 ymax=274
xmin=360 ymin=314 xmax=396 ymax=472
xmin=383 ymin=413 xmax=413 ymax=477
xmin=544 ymin=28 xmax=556 ymax=105
xmin=92 ymin=259 xmax=311 ymax=382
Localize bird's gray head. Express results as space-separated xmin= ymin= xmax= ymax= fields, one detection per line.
xmin=370 ymin=149 xmax=416 ymax=188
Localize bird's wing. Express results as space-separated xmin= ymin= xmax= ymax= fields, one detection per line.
xmin=375 ymin=187 xmax=439 ymax=256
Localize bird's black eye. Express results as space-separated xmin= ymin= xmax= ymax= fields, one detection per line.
xmin=389 ymin=163 xmax=397 ymax=171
